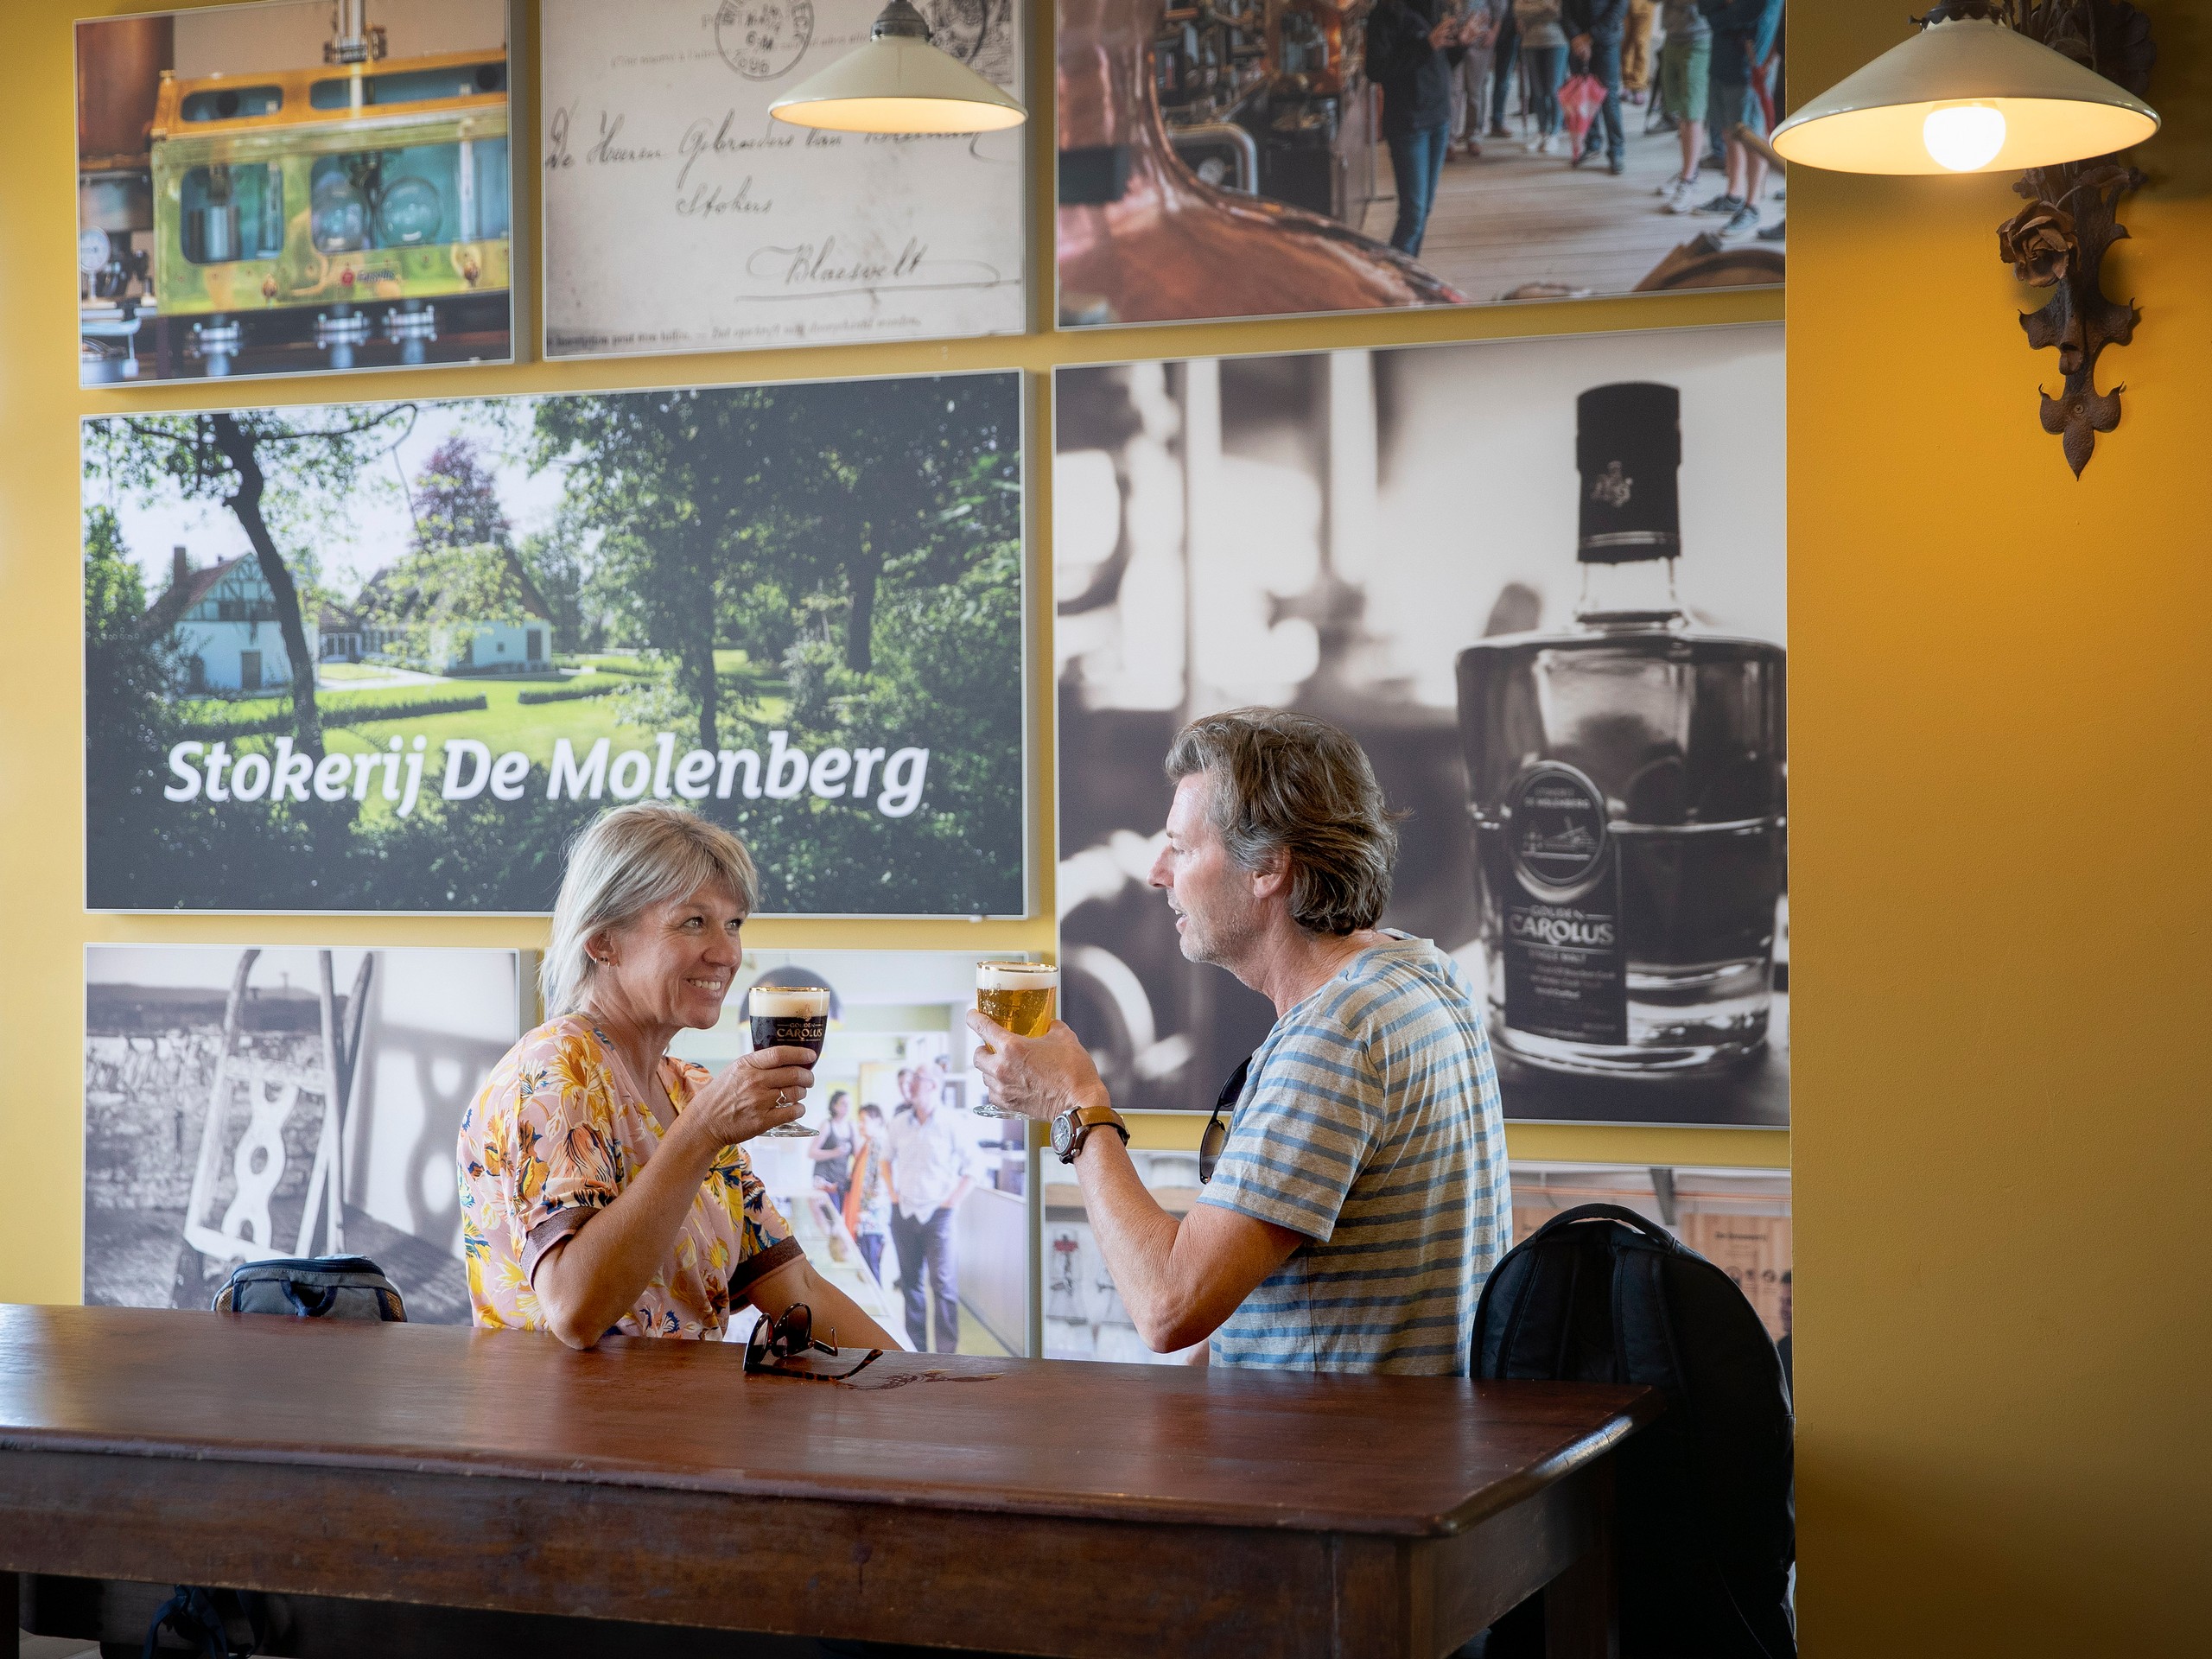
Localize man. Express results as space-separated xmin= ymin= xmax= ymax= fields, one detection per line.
xmin=885 ymin=1065 xmax=975 ymax=1352
xmin=1363 ymin=0 xmax=1465 ymax=257
xmin=969 ymin=709 xmax=1510 ymax=1374
xmin=1569 ymin=0 xmax=1628 ymax=175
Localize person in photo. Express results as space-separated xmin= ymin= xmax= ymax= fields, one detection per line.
xmin=456 ymin=803 xmax=898 ymax=1351
xmin=1695 ymin=0 xmax=1783 ymax=237
xmin=810 ymin=1090 xmax=858 ymax=1219
xmin=1653 ymin=0 xmax=1713 ymax=213
xmin=886 ymin=1065 xmax=976 ymax=1352
xmin=1622 ymin=0 xmax=1657 ymax=104
xmin=1486 ymin=2 xmax=1522 ymax=139
xmin=1511 ymin=0 xmax=1572 ymax=155
xmin=843 ymin=1102 xmax=894 ymax=1287
xmin=1363 ymin=0 xmax=1467 ymax=257
xmin=969 ymin=709 xmax=1510 ymax=1374
xmin=1449 ymin=2 xmax=1505 ymax=157
xmin=1569 ymin=0 xmax=1629 ymax=174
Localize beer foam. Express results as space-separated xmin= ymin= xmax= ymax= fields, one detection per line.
xmin=977 ymin=961 xmax=1057 ymax=990
xmin=748 ymin=985 xmax=830 ymax=1015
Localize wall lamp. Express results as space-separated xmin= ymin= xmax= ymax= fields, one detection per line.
xmin=1773 ymin=2 xmax=2160 ymax=474
xmin=769 ymin=0 xmax=1027 ymax=136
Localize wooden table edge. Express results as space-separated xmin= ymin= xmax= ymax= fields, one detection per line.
xmin=1430 ymin=1388 xmax=1662 ymax=1535
xmin=0 ymin=1383 xmax=1661 ymax=1541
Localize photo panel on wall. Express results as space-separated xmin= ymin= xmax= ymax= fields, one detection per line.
xmin=1055 ymin=0 xmax=1784 ymax=327
xmin=82 ymin=369 xmax=1027 ymax=915
xmin=84 ymin=944 xmax=524 ymax=1323
xmin=1046 ymin=1160 xmax=1792 ymax=1367
xmin=671 ymin=950 xmax=1031 ymax=1357
xmin=84 ymin=944 xmax=1030 ymax=1355
xmin=541 ymin=0 xmax=1028 ymax=359
xmin=1053 ymin=322 xmax=1786 ymax=1128
xmin=76 ymin=0 xmax=516 ymax=386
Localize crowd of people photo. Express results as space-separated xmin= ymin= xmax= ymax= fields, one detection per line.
xmin=1364 ymin=0 xmax=1788 ymax=276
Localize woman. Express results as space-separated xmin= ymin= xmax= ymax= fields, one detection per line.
xmin=457 ymin=802 xmax=898 ymax=1351
xmin=1512 ymin=0 xmax=1570 ymax=153
xmin=809 ymin=1090 xmax=857 ymax=1219
xmin=842 ymin=1102 xmax=894 ymax=1287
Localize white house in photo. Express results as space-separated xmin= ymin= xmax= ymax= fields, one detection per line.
xmin=318 ymin=610 xmax=550 ymax=673
xmin=429 ymin=617 xmax=551 ymax=674
xmin=149 ymin=547 xmax=316 ymax=695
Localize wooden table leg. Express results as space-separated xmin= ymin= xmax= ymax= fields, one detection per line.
xmin=1543 ymin=1459 xmax=1618 ymax=1659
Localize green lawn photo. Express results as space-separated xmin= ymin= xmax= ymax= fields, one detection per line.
xmin=85 ymin=376 xmax=1026 ymax=914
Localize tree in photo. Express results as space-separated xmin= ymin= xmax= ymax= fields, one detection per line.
xmin=352 ymin=435 xmax=553 ymax=674
xmin=535 ymin=388 xmax=794 ymax=754
xmin=86 ymin=406 xmax=418 ymax=747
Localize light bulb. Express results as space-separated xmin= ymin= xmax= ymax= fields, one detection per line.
xmin=1923 ymin=104 xmax=2008 ymax=171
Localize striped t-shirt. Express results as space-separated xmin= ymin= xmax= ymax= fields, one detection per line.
xmin=1199 ymin=932 xmax=1510 ymax=1375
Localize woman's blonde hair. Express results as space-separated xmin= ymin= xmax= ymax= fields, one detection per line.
xmin=541 ymin=803 xmax=760 ymax=1016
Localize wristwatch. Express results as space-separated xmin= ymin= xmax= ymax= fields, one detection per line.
xmin=1051 ymin=1102 xmax=1129 ymax=1165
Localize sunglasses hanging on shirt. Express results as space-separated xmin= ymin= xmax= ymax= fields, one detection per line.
xmin=1199 ymin=1056 xmax=1250 ymax=1185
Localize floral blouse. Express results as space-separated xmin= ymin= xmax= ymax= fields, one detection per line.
xmin=457 ymin=1015 xmax=799 ymax=1339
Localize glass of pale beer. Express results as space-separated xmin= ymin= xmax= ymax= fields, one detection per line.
xmin=973 ymin=961 xmax=1057 ymax=1118
xmin=747 ymin=984 xmax=830 ymax=1136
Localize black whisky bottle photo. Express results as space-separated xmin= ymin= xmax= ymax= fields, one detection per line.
xmin=1455 ymin=382 xmax=1785 ymax=1074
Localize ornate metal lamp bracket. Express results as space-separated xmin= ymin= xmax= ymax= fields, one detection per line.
xmin=1974 ymin=1 xmax=2158 ymax=476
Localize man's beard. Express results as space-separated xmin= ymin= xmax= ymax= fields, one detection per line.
xmin=1175 ymin=897 xmax=1258 ymax=969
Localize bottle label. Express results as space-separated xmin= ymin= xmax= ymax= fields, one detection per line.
xmin=1492 ymin=763 xmax=1627 ymax=1045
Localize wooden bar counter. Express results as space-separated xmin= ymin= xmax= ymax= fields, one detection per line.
xmin=0 ymin=1305 xmax=1660 ymax=1657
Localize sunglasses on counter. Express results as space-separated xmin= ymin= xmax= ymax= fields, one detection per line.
xmin=1199 ymin=1056 xmax=1250 ymax=1185
xmin=745 ymin=1300 xmax=839 ymax=1369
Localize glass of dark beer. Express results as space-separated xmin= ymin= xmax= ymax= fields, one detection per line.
xmin=747 ymin=984 xmax=830 ymax=1137
xmin=972 ymin=961 xmax=1057 ymax=1119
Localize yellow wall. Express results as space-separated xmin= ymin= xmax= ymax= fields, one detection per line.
xmin=22 ymin=0 xmax=2208 ymax=1650
xmin=1788 ymin=3 xmax=2212 ymax=1652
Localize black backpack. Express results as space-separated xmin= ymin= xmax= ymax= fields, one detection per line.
xmin=148 ymin=1255 xmax=408 ymax=1658
xmin=1473 ymin=1204 xmax=1796 ymax=1658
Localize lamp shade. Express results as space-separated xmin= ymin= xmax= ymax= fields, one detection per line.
xmin=1771 ymin=16 xmax=2158 ymax=175
xmin=768 ymin=1 xmax=1026 ymax=135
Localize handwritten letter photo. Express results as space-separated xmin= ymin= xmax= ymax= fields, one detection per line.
xmin=542 ymin=0 xmax=1026 ymax=358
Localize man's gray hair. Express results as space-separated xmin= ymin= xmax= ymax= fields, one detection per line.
xmin=1164 ymin=709 xmax=1398 ymax=936
xmin=541 ymin=803 xmax=760 ymax=1016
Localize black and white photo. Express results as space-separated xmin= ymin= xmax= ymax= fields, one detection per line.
xmin=1053 ymin=323 xmax=1785 ymax=1127
xmin=84 ymin=944 xmax=523 ymax=1321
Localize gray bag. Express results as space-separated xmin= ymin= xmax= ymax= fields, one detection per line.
xmin=212 ymin=1255 xmax=407 ymax=1322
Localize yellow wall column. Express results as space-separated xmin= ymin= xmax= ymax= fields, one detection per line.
xmin=1788 ymin=3 xmax=2212 ymax=1650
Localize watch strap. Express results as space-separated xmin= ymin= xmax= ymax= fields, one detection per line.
xmin=1058 ymin=1102 xmax=1128 ymax=1162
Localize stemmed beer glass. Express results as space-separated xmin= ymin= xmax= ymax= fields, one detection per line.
xmin=747 ymin=983 xmax=830 ymax=1137
xmin=971 ymin=961 xmax=1058 ymax=1119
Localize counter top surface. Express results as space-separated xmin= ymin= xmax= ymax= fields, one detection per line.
xmin=0 ymin=1302 xmax=1657 ymax=1538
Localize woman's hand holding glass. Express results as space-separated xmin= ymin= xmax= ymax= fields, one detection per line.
xmin=679 ymin=1046 xmax=815 ymax=1146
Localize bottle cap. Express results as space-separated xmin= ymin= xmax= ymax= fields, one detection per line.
xmin=1576 ymin=382 xmax=1681 ymax=563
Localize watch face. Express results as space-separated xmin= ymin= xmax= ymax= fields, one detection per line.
xmin=1051 ymin=1111 xmax=1076 ymax=1159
